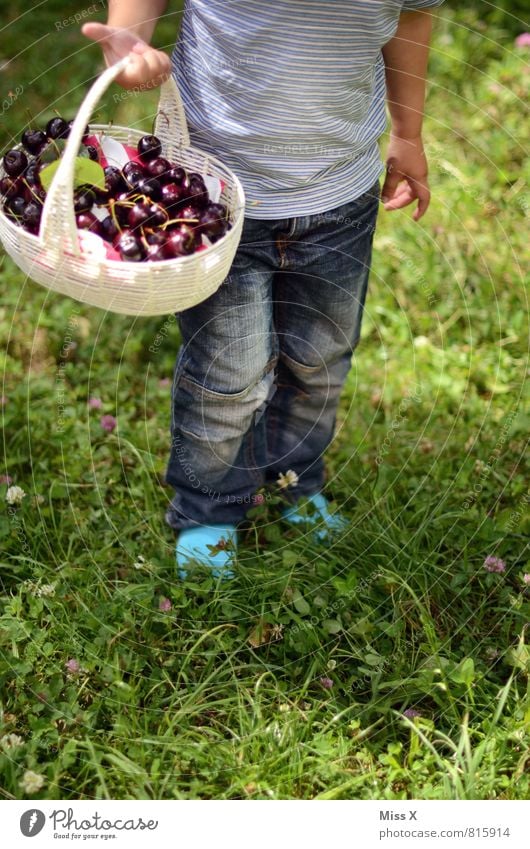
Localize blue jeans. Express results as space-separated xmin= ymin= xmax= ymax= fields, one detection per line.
xmin=165 ymin=181 xmax=380 ymax=530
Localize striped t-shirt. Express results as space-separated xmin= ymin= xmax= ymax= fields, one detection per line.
xmin=172 ymin=0 xmax=443 ymax=219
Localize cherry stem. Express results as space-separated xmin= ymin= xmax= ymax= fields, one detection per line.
xmin=163 ymin=217 xmax=199 ymax=229
xmin=21 ymin=179 xmax=42 ymax=204
xmin=109 ymin=199 xmax=123 ymax=234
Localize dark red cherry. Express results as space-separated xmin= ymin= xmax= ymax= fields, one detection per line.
xmin=167 ymin=166 xmax=187 ymax=186
xmin=186 ymin=173 xmax=209 ymax=209
xmin=0 ymin=175 xmax=22 ymax=199
xmin=145 ymin=230 xmax=167 ymax=246
xmin=122 ymin=163 xmax=144 ymax=190
xmin=123 ymin=160 xmax=144 ymax=179
xmin=116 ymin=231 xmax=145 ymax=262
xmin=164 ymin=225 xmax=196 ymax=257
xmin=137 ymin=134 xmax=162 ymax=162
xmin=23 ymin=183 xmax=46 ymax=205
xmin=199 ymin=205 xmax=228 ymax=241
xmin=178 ymin=204 xmax=200 ymax=222
xmin=46 ymin=117 xmax=69 ymax=140
xmin=140 ymin=176 xmax=162 ymax=201
xmin=99 ymin=216 xmax=119 ymax=243
xmin=146 ymin=243 xmax=167 ymax=261
xmin=128 ymin=202 xmax=151 ymax=231
xmin=21 ymin=129 xmax=47 ymax=155
xmin=24 ymin=160 xmax=43 ymax=187
xmin=22 ymin=201 xmax=42 ymax=233
xmin=74 ymin=188 xmax=96 ymax=213
xmin=104 ymin=166 xmax=126 ymax=196
xmin=146 ymin=203 xmax=168 ymax=227
xmin=160 ymin=182 xmax=185 ymax=211
xmin=76 ymin=211 xmax=102 ymax=236
xmin=83 ymin=144 xmax=99 ymax=162
xmin=6 ymin=196 xmax=26 ymax=218
xmin=145 ymin=157 xmax=171 ymax=181
xmin=3 ymin=149 xmax=28 ymax=178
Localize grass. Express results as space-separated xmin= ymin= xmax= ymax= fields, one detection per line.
xmin=0 ymin=3 xmax=529 ymax=800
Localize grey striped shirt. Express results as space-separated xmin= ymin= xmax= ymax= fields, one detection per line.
xmin=172 ymin=0 xmax=443 ymax=218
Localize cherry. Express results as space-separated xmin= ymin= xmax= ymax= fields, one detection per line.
xmin=46 ymin=117 xmax=69 ymax=140
xmin=22 ymin=201 xmax=42 ymax=233
xmin=137 ymin=134 xmax=162 ymax=162
xmin=104 ymin=166 xmax=126 ymax=196
xmin=83 ymin=145 xmax=99 ymax=162
xmin=164 ymin=225 xmax=195 ymax=257
xmin=23 ymin=183 xmax=46 ymax=205
xmin=128 ymin=201 xmax=168 ymax=231
xmin=146 ymin=230 xmax=167 ymax=246
xmin=128 ymin=202 xmax=152 ymax=231
xmin=74 ymin=188 xmax=95 ymax=213
xmin=21 ymin=129 xmax=47 ymax=155
xmin=76 ymin=211 xmax=102 ymax=236
xmin=99 ymin=216 xmax=119 ymax=243
xmin=209 ymin=202 xmax=228 ymax=220
xmin=187 ymin=173 xmax=209 ymax=208
xmin=24 ymin=160 xmax=43 ymax=187
xmin=160 ymin=182 xmax=185 ymax=211
xmin=136 ymin=176 xmax=162 ymax=201
xmin=122 ymin=163 xmax=145 ymax=190
xmin=167 ymin=165 xmax=187 ymax=186
xmin=123 ymin=160 xmax=145 ymax=179
xmin=0 ymin=176 xmax=22 ymax=199
xmin=199 ymin=203 xmax=228 ymax=241
xmin=178 ymin=204 xmax=200 ymax=222
xmin=146 ymin=203 xmax=168 ymax=227
xmin=3 ymin=149 xmax=28 ymax=178
xmin=6 ymin=196 xmax=26 ymax=218
xmin=116 ymin=231 xmax=145 ymax=262
xmin=146 ymin=243 xmax=166 ymax=261
xmin=145 ymin=157 xmax=171 ymax=181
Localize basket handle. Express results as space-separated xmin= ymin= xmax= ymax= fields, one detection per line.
xmin=40 ymin=56 xmax=190 ymax=254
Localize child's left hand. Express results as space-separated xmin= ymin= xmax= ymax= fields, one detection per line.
xmin=382 ymin=134 xmax=430 ymax=221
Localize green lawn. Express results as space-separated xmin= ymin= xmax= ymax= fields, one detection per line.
xmin=0 ymin=4 xmax=529 ymax=800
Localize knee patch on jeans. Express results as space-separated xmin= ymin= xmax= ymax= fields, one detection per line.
xmin=170 ymin=363 xmax=276 ymax=481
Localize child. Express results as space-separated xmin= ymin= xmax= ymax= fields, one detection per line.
xmin=83 ymin=0 xmax=443 ymax=577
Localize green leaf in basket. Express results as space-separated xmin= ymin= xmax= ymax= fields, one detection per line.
xmin=40 ymin=156 xmax=105 ymax=192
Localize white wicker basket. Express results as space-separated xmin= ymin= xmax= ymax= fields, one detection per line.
xmin=0 ymin=57 xmax=245 ymax=316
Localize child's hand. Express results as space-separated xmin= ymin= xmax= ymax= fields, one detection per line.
xmin=381 ymin=134 xmax=430 ymax=221
xmin=82 ymin=23 xmax=171 ymax=90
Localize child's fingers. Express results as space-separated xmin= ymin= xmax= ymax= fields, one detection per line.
xmin=411 ymin=181 xmax=431 ymax=220
xmin=383 ymin=183 xmax=414 ymax=210
xmin=130 ymin=49 xmax=171 ymax=88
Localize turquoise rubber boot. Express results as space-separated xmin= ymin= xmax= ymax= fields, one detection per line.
xmin=282 ymin=492 xmax=348 ymax=541
xmin=176 ymin=524 xmax=238 ymax=580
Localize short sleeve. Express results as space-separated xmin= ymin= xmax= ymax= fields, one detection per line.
xmin=401 ymin=0 xmax=445 ymax=9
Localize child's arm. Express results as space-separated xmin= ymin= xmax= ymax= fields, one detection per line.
xmin=82 ymin=0 xmax=171 ymax=90
xmin=381 ymin=10 xmax=434 ymax=220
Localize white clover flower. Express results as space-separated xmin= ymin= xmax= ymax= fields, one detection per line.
xmin=134 ymin=555 xmax=146 ymax=570
xmin=20 ymin=770 xmax=45 ymax=795
xmin=0 ymin=733 xmax=24 ymax=751
xmin=6 ymin=485 xmax=26 ymax=506
xmin=277 ymin=470 xmax=299 ymax=490
xmin=35 ymin=584 xmax=55 ymax=598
